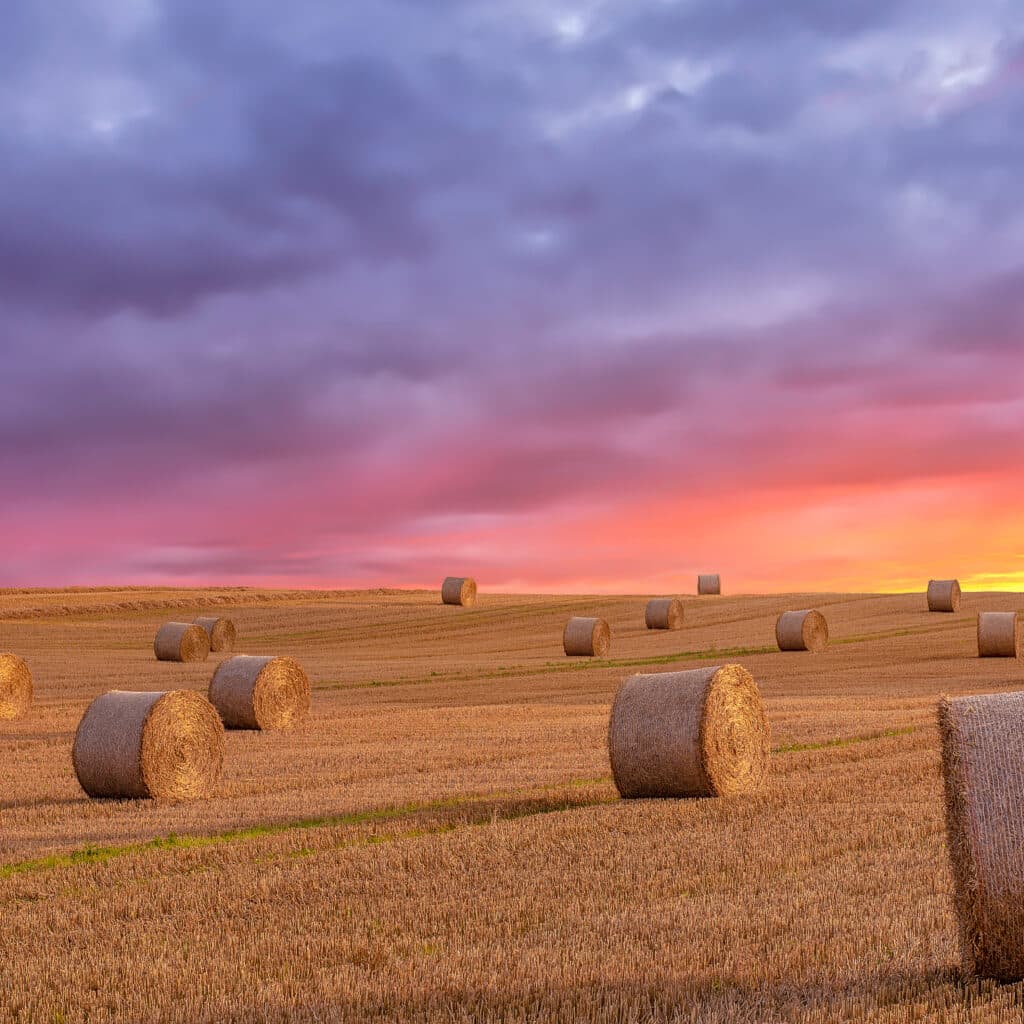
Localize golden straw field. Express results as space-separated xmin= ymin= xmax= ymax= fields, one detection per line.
xmin=2 ymin=586 xmax=1024 ymax=1023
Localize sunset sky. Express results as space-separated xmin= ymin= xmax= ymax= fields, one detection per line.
xmin=3 ymin=2 xmax=1023 ymax=593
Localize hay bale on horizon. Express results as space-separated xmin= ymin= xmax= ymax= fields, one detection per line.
xmin=776 ymin=610 xmax=829 ymax=653
xmin=208 ymin=655 xmax=310 ymax=731
xmin=194 ymin=616 xmax=237 ymax=653
xmin=645 ymin=598 xmax=684 ymax=631
xmin=928 ymin=579 xmax=962 ymax=613
xmin=563 ymin=616 xmax=611 ymax=657
xmin=0 ymin=653 xmax=32 ymax=720
xmin=154 ymin=622 xmax=210 ymax=663
xmin=441 ymin=577 xmax=477 ymax=607
xmin=939 ymin=691 xmax=1024 ymax=980
xmin=697 ymin=574 xmax=721 ymax=596
xmin=72 ymin=690 xmax=224 ymax=801
xmin=977 ymin=612 xmax=1022 ymax=658
xmin=608 ymin=664 xmax=770 ymax=798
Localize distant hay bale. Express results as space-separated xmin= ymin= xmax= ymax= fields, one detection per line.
xmin=697 ymin=574 xmax=721 ymax=596
xmin=72 ymin=690 xmax=224 ymax=801
xmin=608 ymin=664 xmax=770 ymax=798
xmin=645 ymin=598 xmax=684 ymax=631
xmin=154 ymin=622 xmax=210 ymax=663
xmin=939 ymin=691 xmax=1024 ymax=980
xmin=977 ymin=612 xmax=1022 ymax=658
xmin=208 ymin=655 xmax=310 ymax=731
xmin=563 ymin=616 xmax=611 ymax=657
xmin=928 ymin=580 xmax=962 ymax=613
xmin=775 ymin=610 xmax=829 ymax=652
xmin=441 ymin=577 xmax=477 ymax=607
xmin=0 ymin=653 xmax=32 ymax=720
xmin=193 ymin=616 xmax=237 ymax=653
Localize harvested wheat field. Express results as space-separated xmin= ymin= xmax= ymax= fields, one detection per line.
xmin=2 ymin=586 xmax=1024 ymax=1022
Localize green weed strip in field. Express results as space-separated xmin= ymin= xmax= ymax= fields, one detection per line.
xmin=0 ymin=726 xmax=920 ymax=883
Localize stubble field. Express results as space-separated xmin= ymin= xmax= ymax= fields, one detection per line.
xmin=2 ymin=586 xmax=1023 ymax=1023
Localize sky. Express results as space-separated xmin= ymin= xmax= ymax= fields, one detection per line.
xmin=2 ymin=0 xmax=1023 ymax=594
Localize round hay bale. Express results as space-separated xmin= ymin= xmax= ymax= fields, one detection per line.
xmin=563 ymin=616 xmax=611 ymax=657
xmin=608 ymin=664 xmax=770 ymax=799
xmin=193 ymin=616 xmax=237 ymax=653
xmin=977 ymin=612 xmax=1022 ymax=658
xmin=645 ymin=598 xmax=684 ymax=631
xmin=72 ymin=690 xmax=224 ymax=801
xmin=939 ymin=691 xmax=1024 ymax=980
xmin=928 ymin=579 xmax=962 ymax=613
xmin=208 ymin=655 xmax=310 ymax=730
xmin=441 ymin=577 xmax=477 ymax=607
xmin=154 ymin=622 xmax=210 ymax=663
xmin=697 ymin=574 xmax=721 ymax=596
xmin=0 ymin=653 xmax=32 ymax=720
xmin=775 ymin=609 xmax=829 ymax=652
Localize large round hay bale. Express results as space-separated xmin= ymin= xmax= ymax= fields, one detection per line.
xmin=939 ymin=691 xmax=1024 ymax=980
xmin=154 ymin=622 xmax=210 ymax=663
xmin=72 ymin=690 xmax=224 ymax=801
xmin=928 ymin=579 xmax=962 ymax=613
xmin=563 ymin=616 xmax=611 ymax=657
xmin=441 ymin=577 xmax=477 ymax=607
xmin=775 ymin=609 xmax=829 ymax=652
xmin=645 ymin=598 xmax=684 ymax=631
xmin=697 ymin=574 xmax=721 ymax=596
xmin=977 ymin=612 xmax=1022 ymax=658
xmin=193 ymin=616 xmax=237 ymax=653
xmin=0 ymin=653 xmax=32 ymax=721
xmin=208 ymin=655 xmax=310 ymax=730
xmin=608 ymin=664 xmax=769 ymax=799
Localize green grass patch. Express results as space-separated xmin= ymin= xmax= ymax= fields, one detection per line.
xmin=774 ymin=726 xmax=917 ymax=754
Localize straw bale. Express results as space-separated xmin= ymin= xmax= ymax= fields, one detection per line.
xmin=563 ymin=616 xmax=611 ymax=657
xmin=939 ymin=691 xmax=1024 ymax=980
xmin=209 ymin=655 xmax=310 ymax=730
xmin=697 ymin=574 xmax=721 ymax=596
xmin=72 ymin=689 xmax=224 ymax=800
xmin=194 ymin=616 xmax=237 ymax=653
xmin=977 ymin=612 xmax=1022 ymax=658
xmin=0 ymin=653 xmax=32 ymax=720
xmin=928 ymin=579 xmax=962 ymax=613
xmin=154 ymin=622 xmax=210 ymax=662
xmin=441 ymin=577 xmax=477 ymax=607
xmin=775 ymin=609 xmax=829 ymax=652
xmin=645 ymin=598 xmax=684 ymax=630
xmin=609 ymin=664 xmax=770 ymax=798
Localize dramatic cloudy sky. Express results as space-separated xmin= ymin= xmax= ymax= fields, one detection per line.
xmin=3 ymin=0 xmax=1023 ymax=592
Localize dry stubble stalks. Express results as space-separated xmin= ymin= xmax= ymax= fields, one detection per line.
xmin=928 ymin=579 xmax=962 ymax=613
xmin=977 ymin=612 xmax=1022 ymax=658
xmin=154 ymin=622 xmax=210 ymax=663
xmin=194 ymin=616 xmax=237 ymax=652
xmin=441 ymin=577 xmax=477 ymax=607
xmin=697 ymin=574 xmax=721 ymax=595
xmin=939 ymin=691 xmax=1024 ymax=980
xmin=645 ymin=598 xmax=684 ymax=630
xmin=608 ymin=664 xmax=770 ymax=798
xmin=563 ymin=616 xmax=611 ymax=657
xmin=72 ymin=689 xmax=224 ymax=801
xmin=0 ymin=652 xmax=32 ymax=720
xmin=209 ymin=655 xmax=310 ymax=731
xmin=775 ymin=610 xmax=829 ymax=652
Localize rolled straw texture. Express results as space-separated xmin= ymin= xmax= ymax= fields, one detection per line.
xmin=939 ymin=691 xmax=1024 ymax=980
xmin=563 ymin=616 xmax=611 ymax=657
xmin=154 ymin=622 xmax=210 ymax=663
xmin=645 ymin=598 xmax=684 ymax=631
xmin=194 ymin=616 xmax=237 ymax=653
xmin=209 ymin=655 xmax=310 ymax=731
xmin=72 ymin=689 xmax=224 ymax=801
xmin=977 ymin=612 xmax=1022 ymax=658
xmin=697 ymin=574 xmax=721 ymax=596
xmin=775 ymin=610 xmax=829 ymax=653
xmin=609 ymin=664 xmax=769 ymax=798
xmin=441 ymin=577 xmax=477 ymax=607
xmin=928 ymin=579 xmax=962 ymax=613
xmin=0 ymin=653 xmax=33 ymax=720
